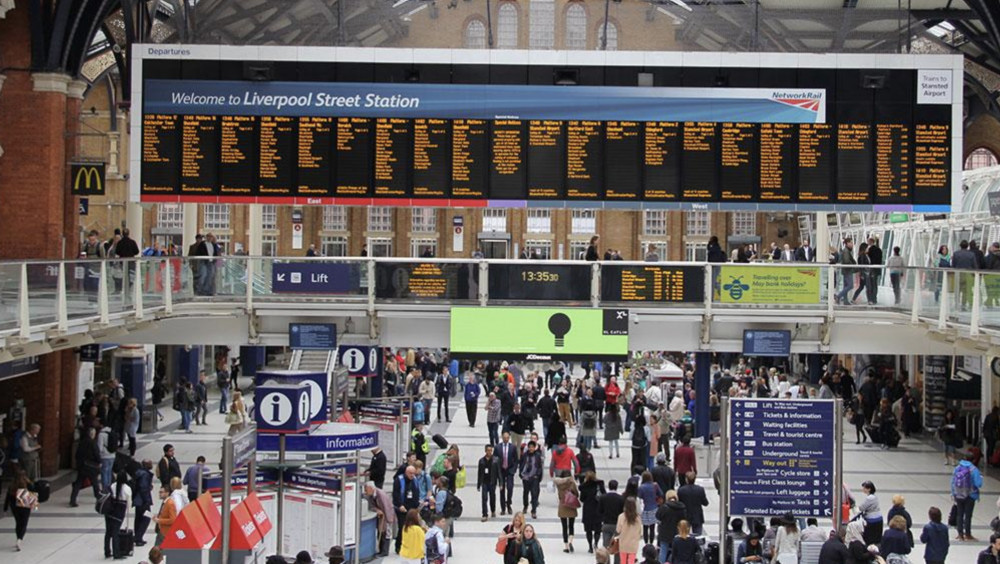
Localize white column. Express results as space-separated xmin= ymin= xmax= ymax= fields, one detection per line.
xmin=182 ymin=203 xmax=198 ymax=252
xmin=248 ymin=204 xmax=263 ymax=256
xmin=126 ymin=201 xmax=144 ymax=248
xmin=814 ymin=212 xmax=830 ymax=261
xmin=984 ymin=356 xmax=994 ymax=423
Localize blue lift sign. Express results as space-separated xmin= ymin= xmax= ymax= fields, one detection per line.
xmin=728 ymin=398 xmax=836 ymax=518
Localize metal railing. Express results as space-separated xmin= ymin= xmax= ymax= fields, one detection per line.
xmin=1 ymin=255 xmax=998 ymax=344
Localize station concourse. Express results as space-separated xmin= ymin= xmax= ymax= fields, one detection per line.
xmin=4 ymin=2 xmax=1000 ymax=564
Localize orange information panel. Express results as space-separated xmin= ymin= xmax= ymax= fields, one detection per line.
xmin=243 ymin=492 xmax=273 ymax=537
xmin=194 ymin=492 xmax=222 ymax=537
xmin=211 ymin=502 xmax=263 ymax=550
xmin=161 ymin=500 xmax=217 ymax=549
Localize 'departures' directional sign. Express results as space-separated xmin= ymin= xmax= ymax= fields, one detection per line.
xmin=728 ymin=398 xmax=836 ymax=518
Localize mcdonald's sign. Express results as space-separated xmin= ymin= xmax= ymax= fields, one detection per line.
xmin=70 ymin=163 xmax=105 ymax=195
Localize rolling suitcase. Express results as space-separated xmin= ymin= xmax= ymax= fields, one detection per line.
xmin=32 ymin=479 xmax=51 ymax=503
xmin=432 ymin=433 xmax=449 ymax=449
xmin=115 ymin=529 xmax=134 ymax=558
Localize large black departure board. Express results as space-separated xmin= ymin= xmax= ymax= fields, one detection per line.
xmin=140 ymin=61 xmax=955 ymax=209
xmin=601 ymin=264 xmax=705 ymax=303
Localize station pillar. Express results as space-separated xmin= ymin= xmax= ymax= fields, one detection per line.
xmin=695 ymin=352 xmax=711 ymax=444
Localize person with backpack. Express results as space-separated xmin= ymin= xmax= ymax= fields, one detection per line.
xmin=155 ymin=444 xmax=182 ymax=489
xmin=133 ymin=460 xmax=155 ymax=547
xmin=424 ymin=513 xmax=450 ymax=564
xmin=953 ymin=452 xmax=985 ymax=541
xmin=432 ymin=476 xmax=460 ymax=547
xmin=98 ymin=422 xmax=119 ymax=491
xmin=217 ymin=366 xmax=232 ymax=414
xmin=103 ymin=470 xmax=132 ymax=559
xmin=392 ymin=465 xmax=421 ymax=554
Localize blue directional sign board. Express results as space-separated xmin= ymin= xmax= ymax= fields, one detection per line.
xmin=728 ymin=398 xmax=836 ymax=518
xmin=339 ymin=345 xmax=382 ymax=378
xmin=272 ymin=262 xmax=357 ymax=294
xmin=742 ymin=330 xmax=791 ymax=357
xmin=289 ymin=323 xmax=336 ymax=350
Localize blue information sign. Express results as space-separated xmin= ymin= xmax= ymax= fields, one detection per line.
xmin=742 ymin=330 xmax=791 ymax=357
xmin=272 ymin=262 xmax=358 ymax=294
xmin=289 ymin=323 xmax=336 ymax=350
xmin=256 ymin=422 xmax=379 ymax=453
xmin=339 ymin=345 xmax=382 ymax=378
xmin=728 ymin=398 xmax=836 ymax=518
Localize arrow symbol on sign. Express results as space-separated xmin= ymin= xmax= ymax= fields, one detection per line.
xmin=277 ymin=273 xmax=286 ymax=281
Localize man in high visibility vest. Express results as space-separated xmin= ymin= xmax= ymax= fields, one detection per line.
xmin=411 ymin=422 xmax=429 ymax=467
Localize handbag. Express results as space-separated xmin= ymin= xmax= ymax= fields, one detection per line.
xmin=607 ymin=537 xmax=620 ymax=555
xmin=224 ymin=411 xmax=241 ymax=425
xmin=947 ymin=503 xmax=957 ymax=527
xmin=495 ymin=536 xmax=508 ymax=555
xmin=562 ymin=490 xmax=581 ymax=509
xmin=15 ymin=488 xmax=38 ymax=509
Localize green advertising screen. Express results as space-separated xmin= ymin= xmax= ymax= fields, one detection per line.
xmin=450 ymin=307 xmax=629 ymax=361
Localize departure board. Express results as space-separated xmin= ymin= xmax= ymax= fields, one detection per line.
xmin=527 ymin=120 xmax=565 ymax=199
xmin=758 ymin=123 xmax=795 ymax=201
xmin=374 ymin=118 xmax=412 ymax=197
xmin=681 ymin=122 xmax=719 ymax=200
xmin=720 ymin=123 xmax=756 ymax=201
xmin=374 ymin=262 xmax=476 ymax=300
xmin=798 ymin=124 xmax=834 ymax=202
xmin=643 ymin=122 xmax=681 ymax=200
xmin=913 ymin=122 xmax=950 ymax=205
xmin=605 ymin=121 xmax=641 ymax=200
xmin=180 ymin=115 xmax=218 ymax=194
xmin=258 ymin=116 xmax=295 ymax=195
xmin=566 ymin=121 xmax=603 ymax=199
xmin=491 ymin=120 xmax=527 ymax=199
xmin=413 ymin=118 xmax=450 ymax=198
xmin=219 ymin=116 xmax=257 ymax=194
xmin=488 ymin=264 xmax=591 ymax=301
xmin=836 ymin=124 xmax=873 ymax=202
xmin=452 ymin=119 xmax=489 ymax=199
xmin=336 ymin=117 xmax=373 ymax=196
xmin=875 ymin=123 xmax=911 ymax=203
xmin=139 ymin=62 xmax=957 ymax=209
xmin=297 ymin=117 xmax=334 ymax=196
xmin=600 ymin=264 xmax=705 ymax=303
xmin=142 ymin=114 xmax=180 ymax=194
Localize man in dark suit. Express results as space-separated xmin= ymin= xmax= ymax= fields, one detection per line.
xmin=598 ymin=480 xmax=626 ymax=564
xmin=193 ymin=233 xmax=221 ymax=295
xmin=367 ymin=447 xmax=387 ymax=490
xmin=496 ymin=431 xmax=519 ymax=515
xmin=795 ymin=239 xmax=815 ymax=262
xmin=677 ymin=470 xmax=709 ymax=535
xmin=477 ymin=444 xmax=500 ymax=521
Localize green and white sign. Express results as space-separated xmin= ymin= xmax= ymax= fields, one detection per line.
xmin=449 ymin=307 xmax=629 ymax=361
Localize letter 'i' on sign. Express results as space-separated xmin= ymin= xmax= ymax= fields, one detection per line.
xmin=344 ymin=348 xmax=365 ymax=372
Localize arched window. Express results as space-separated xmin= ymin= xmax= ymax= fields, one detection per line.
xmin=529 ymin=0 xmax=555 ymax=49
xmin=965 ymin=147 xmax=999 ymax=170
xmin=464 ymin=19 xmax=487 ymax=49
xmin=597 ymin=21 xmax=618 ymax=50
xmin=496 ymin=3 xmax=519 ymax=49
xmin=565 ymin=3 xmax=587 ymax=49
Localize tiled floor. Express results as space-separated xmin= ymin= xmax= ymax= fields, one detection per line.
xmin=3 ymin=387 xmax=996 ymax=564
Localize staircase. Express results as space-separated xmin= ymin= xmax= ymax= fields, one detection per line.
xmin=294 ymin=349 xmax=334 ymax=372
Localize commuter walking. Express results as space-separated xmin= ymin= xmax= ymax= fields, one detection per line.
xmin=580 ymin=471 xmax=606 ymax=553
xmin=464 ymin=373 xmax=480 ymax=426
xmin=614 ymin=496 xmax=642 ymax=564
xmin=886 ymin=246 xmax=905 ymax=305
xmin=499 ymin=512 xmax=525 ymax=564
xmin=585 ymin=235 xmax=600 ymax=261
xmin=477 ymin=444 xmax=500 ymax=521
xmin=496 ymin=433 xmax=518 ymax=515
xmin=669 ymin=520 xmax=700 ymax=564
xmin=978 ymin=533 xmax=1000 ymax=564
xmin=123 ymin=398 xmax=140 ymax=456
xmin=518 ymin=524 xmax=545 ymax=564
xmin=133 ymin=460 xmax=155 ymax=547
xmin=772 ymin=513 xmax=800 ymax=564
xmin=183 ymin=456 xmax=207 ymax=501
xmin=176 ymin=381 xmax=195 ymax=433
xmin=935 ymin=245 xmax=951 ymax=303
xmin=554 ymin=470 xmax=580 ymax=553
xmin=194 ymin=371 xmax=209 ymax=425
xmin=636 ymin=472 xmax=662 ymax=545
xmin=69 ymin=426 xmax=102 ymax=507
xmin=655 ymin=490 xmax=686 ymax=563
xmin=835 ymin=238 xmax=856 ymax=305
xmin=676 ymin=471 xmax=709 ymax=535
xmin=152 ymin=486 xmax=177 ymax=547
xmin=856 ymin=480 xmax=884 ymax=545
xmin=225 ymin=391 xmax=248 ymax=435
xmin=953 ymin=452 xmax=985 ymax=541
xmin=217 ymin=365 xmax=231 ymax=414
xmin=398 ymin=509 xmax=424 ymax=564
xmin=953 ymin=239 xmax=980 ymax=310
xmin=852 ymin=242 xmax=871 ymax=304
xmin=604 ymin=403 xmax=622 ymax=459
xmin=4 ymin=470 xmax=37 ymax=551
xmin=98 ymin=421 xmax=118 ymax=490
xmin=519 ymin=440 xmax=544 ymax=518
xmin=436 ymin=369 xmax=453 ymax=422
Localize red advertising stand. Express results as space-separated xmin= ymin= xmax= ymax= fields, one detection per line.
xmin=209 ymin=492 xmax=272 ymax=564
xmin=161 ymin=493 xmax=222 ymax=564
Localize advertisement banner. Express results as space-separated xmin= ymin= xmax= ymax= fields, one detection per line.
xmin=145 ymin=79 xmax=826 ymax=124
xmin=450 ymin=307 xmax=629 ymax=361
xmin=718 ymin=265 xmax=821 ymax=304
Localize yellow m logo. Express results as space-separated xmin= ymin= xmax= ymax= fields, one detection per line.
xmin=72 ymin=164 xmax=104 ymax=195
